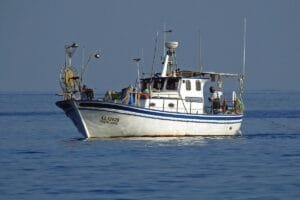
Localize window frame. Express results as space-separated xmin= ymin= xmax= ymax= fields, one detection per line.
xmin=186 ymin=80 xmax=191 ymax=91
xmin=166 ymin=77 xmax=180 ymax=91
xmin=196 ymin=80 xmax=201 ymax=91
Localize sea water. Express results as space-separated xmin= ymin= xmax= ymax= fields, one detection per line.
xmin=0 ymin=91 xmax=299 ymax=200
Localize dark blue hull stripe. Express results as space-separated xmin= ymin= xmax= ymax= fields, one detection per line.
xmin=78 ymin=102 xmax=243 ymax=121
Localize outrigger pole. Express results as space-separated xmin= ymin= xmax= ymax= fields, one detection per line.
xmin=238 ymin=17 xmax=247 ymax=112
xmin=242 ymin=17 xmax=247 ymax=78
xmin=80 ymin=49 xmax=101 ymax=82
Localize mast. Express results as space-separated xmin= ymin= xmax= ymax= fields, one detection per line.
xmin=151 ymin=31 xmax=159 ymax=77
xmin=163 ymin=23 xmax=172 ymax=57
xmin=161 ymin=41 xmax=178 ymax=77
xmin=163 ymin=23 xmax=166 ymax=56
xmin=65 ymin=42 xmax=79 ymax=67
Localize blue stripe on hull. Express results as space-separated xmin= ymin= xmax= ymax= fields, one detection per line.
xmin=78 ymin=101 xmax=243 ymax=122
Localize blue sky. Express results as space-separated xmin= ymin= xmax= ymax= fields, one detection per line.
xmin=0 ymin=0 xmax=299 ymax=92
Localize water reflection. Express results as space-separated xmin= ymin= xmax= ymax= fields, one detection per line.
xmin=76 ymin=135 xmax=243 ymax=147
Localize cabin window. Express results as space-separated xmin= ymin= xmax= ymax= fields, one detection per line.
xmin=141 ymin=79 xmax=151 ymax=92
xmin=196 ymin=80 xmax=201 ymax=91
xmin=152 ymin=79 xmax=165 ymax=91
xmin=186 ymin=80 xmax=191 ymax=91
xmin=166 ymin=78 xmax=180 ymax=90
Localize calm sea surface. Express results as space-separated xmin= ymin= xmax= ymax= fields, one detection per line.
xmin=0 ymin=91 xmax=299 ymax=199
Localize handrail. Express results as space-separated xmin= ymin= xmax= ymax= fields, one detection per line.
xmin=178 ymin=93 xmax=189 ymax=114
xmin=206 ymin=100 xmax=242 ymax=114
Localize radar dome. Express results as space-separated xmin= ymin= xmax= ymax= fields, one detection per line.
xmin=165 ymin=41 xmax=179 ymax=49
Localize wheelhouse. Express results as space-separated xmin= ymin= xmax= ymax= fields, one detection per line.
xmin=139 ymin=76 xmax=208 ymax=114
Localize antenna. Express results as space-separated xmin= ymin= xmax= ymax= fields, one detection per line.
xmin=163 ymin=22 xmax=166 ymax=56
xmin=151 ymin=31 xmax=159 ymax=77
xmin=242 ymin=18 xmax=247 ymax=77
xmin=198 ymin=30 xmax=203 ymax=72
xmin=141 ymin=48 xmax=144 ymax=76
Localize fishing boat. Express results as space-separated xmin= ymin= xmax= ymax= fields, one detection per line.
xmin=56 ymin=36 xmax=245 ymax=138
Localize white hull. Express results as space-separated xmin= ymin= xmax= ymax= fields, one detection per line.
xmin=56 ymin=100 xmax=243 ymax=138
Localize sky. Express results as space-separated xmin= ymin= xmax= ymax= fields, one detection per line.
xmin=0 ymin=0 xmax=299 ymax=92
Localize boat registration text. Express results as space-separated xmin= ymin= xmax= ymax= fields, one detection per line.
xmin=100 ymin=116 xmax=120 ymax=125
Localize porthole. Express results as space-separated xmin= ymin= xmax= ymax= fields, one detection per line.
xmin=168 ymin=103 xmax=175 ymax=108
xmin=149 ymin=103 xmax=156 ymax=107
